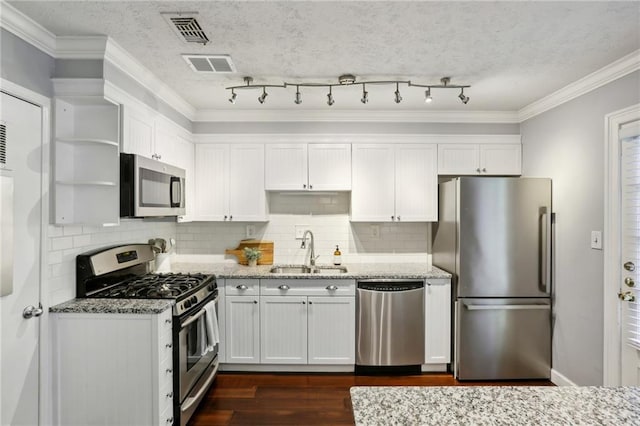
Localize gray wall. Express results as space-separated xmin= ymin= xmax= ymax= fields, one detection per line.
xmin=1 ymin=28 xmax=54 ymax=97
xmin=193 ymin=121 xmax=520 ymax=134
xmin=521 ymin=70 xmax=640 ymax=385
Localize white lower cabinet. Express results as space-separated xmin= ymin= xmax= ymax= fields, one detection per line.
xmin=224 ymin=279 xmax=261 ymax=364
xmin=260 ymin=296 xmax=308 ymax=364
xmin=307 ymin=296 xmax=355 ymax=364
xmin=51 ymin=308 xmax=174 ymax=425
xmin=424 ymin=278 xmax=452 ymax=364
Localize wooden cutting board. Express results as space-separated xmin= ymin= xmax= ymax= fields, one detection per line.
xmin=225 ymin=240 xmax=274 ymax=265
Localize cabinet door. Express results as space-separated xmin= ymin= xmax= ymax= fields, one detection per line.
xmin=308 ymin=143 xmax=351 ymax=191
xmin=225 ymin=296 xmax=260 ymax=364
xmin=217 ymin=285 xmax=226 ymax=363
xmin=351 ymin=144 xmax=395 ymax=221
xmin=228 ymin=144 xmax=267 ymax=221
xmin=174 ymin=135 xmax=194 ymax=221
xmin=308 ymin=297 xmax=355 ymax=364
xmin=265 ymin=144 xmax=308 ymax=190
xmin=122 ymin=106 xmax=154 ymax=158
xmin=260 ymin=296 xmax=307 ymax=364
xmin=194 ymin=144 xmax=229 ymax=221
xmin=437 ymin=144 xmax=479 ymax=175
xmin=395 ymin=144 xmax=438 ymax=221
xmin=479 ymin=144 xmax=522 ymax=175
xmin=425 ymin=280 xmax=451 ymax=364
xmin=153 ymin=121 xmax=175 ymax=164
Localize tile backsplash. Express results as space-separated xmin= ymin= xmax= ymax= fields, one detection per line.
xmin=176 ymin=193 xmax=431 ymax=265
xmin=47 ymin=219 xmax=176 ymax=306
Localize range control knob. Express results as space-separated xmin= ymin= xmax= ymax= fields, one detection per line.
xmin=191 ymin=296 xmax=198 ymax=304
xmin=184 ymin=300 xmax=192 ymax=309
xmin=208 ymin=283 xmax=215 ymax=291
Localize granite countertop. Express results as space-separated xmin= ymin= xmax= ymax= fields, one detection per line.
xmin=170 ymin=262 xmax=452 ymax=280
xmin=350 ymin=386 xmax=640 ymax=426
xmin=49 ymin=298 xmax=173 ymax=314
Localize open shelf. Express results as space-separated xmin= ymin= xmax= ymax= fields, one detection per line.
xmin=55 ymin=137 xmax=119 ymax=147
xmin=55 ymin=180 xmax=117 ymax=186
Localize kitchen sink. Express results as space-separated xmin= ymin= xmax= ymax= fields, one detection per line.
xmin=269 ymin=265 xmax=348 ymax=274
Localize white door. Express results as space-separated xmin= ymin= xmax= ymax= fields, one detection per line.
xmin=228 ymin=144 xmax=267 ymax=221
xmin=479 ymin=144 xmax=522 ymax=175
xmin=225 ymin=296 xmax=260 ymax=363
xmin=307 ymin=143 xmax=351 ymax=191
xmin=395 ymin=144 xmax=438 ymax=222
xmin=437 ymin=143 xmax=479 ymax=175
xmin=1 ymin=92 xmax=43 ymax=425
xmin=307 ymin=297 xmax=355 ymax=364
xmin=260 ymin=296 xmax=307 ymax=364
xmin=424 ymin=280 xmax=451 ymax=364
xmin=194 ymin=144 xmax=229 ymax=221
xmin=264 ymin=143 xmax=307 ymax=190
xmin=620 ymin=125 xmax=640 ymax=385
xmin=351 ymin=144 xmax=395 ymax=221
xmin=121 ymin=105 xmax=154 ymax=158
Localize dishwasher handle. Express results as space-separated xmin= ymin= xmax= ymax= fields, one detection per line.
xmin=357 ymin=281 xmax=424 ymax=292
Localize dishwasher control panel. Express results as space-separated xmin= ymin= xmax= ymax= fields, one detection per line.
xmin=357 ymin=281 xmax=424 ymax=292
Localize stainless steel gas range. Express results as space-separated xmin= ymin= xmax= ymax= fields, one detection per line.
xmin=76 ymin=244 xmax=218 ymax=426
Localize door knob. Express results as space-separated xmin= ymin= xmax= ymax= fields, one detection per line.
xmin=624 ymin=261 xmax=635 ymax=271
xmin=619 ymin=291 xmax=636 ymax=302
xmin=625 ymin=277 xmax=635 ymax=287
xmin=22 ymin=303 xmax=43 ymax=319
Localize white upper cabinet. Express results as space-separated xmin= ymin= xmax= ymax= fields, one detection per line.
xmin=351 ymin=144 xmax=437 ymax=222
xmin=265 ymin=143 xmax=351 ymax=191
xmin=122 ymin=105 xmax=154 ymax=158
xmin=438 ymin=142 xmax=521 ymax=175
xmin=193 ymin=144 xmax=267 ymax=222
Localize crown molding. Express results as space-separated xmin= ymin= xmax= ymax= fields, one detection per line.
xmin=103 ymin=38 xmax=196 ymax=120
xmin=0 ymin=1 xmax=56 ymax=56
xmin=193 ymin=109 xmax=520 ymax=123
xmin=55 ymin=36 xmax=108 ymax=59
xmin=518 ymin=49 xmax=640 ymax=122
xmin=193 ymin=133 xmax=521 ymax=145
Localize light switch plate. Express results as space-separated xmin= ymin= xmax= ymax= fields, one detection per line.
xmin=591 ymin=230 xmax=602 ymax=250
xmin=295 ymin=225 xmax=310 ymax=239
xmin=246 ymin=224 xmax=256 ymax=239
xmin=371 ymin=224 xmax=380 ymax=240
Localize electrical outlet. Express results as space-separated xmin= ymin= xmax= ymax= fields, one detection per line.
xmin=591 ymin=230 xmax=602 ymax=250
xmin=371 ymin=224 xmax=380 ymax=240
xmin=246 ymin=224 xmax=256 ymax=239
xmin=295 ymin=225 xmax=309 ymax=239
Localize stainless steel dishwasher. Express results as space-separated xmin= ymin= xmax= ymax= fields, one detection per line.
xmin=356 ymin=279 xmax=425 ymax=371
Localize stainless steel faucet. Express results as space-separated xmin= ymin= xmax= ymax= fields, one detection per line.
xmin=301 ymin=230 xmax=320 ymax=267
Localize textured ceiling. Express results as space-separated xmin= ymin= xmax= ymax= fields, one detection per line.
xmin=8 ymin=1 xmax=640 ymax=112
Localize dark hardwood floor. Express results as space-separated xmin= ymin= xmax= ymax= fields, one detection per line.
xmin=187 ymin=372 xmax=554 ymax=425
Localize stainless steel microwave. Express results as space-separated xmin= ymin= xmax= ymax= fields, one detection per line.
xmin=120 ymin=153 xmax=186 ymax=217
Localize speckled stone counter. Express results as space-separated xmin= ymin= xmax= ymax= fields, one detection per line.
xmin=350 ymin=386 xmax=640 ymax=426
xmin=170 ymin=262 xmax=452 ymax=280
xmin=49 ymin=298 xmax=173 ymax=314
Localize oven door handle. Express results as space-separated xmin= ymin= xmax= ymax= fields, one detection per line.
xmin=181 ymin=309 xmax=206 ymax=328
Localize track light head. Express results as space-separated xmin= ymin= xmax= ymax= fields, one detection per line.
xmin=458 ymin=88 xmax=469 ymax=104
xmin=394 ymin=83 xmax=402 ymax=104
xmin=327 ymin=87 xmax=335 ymax=106
xmin=258 ymin=88 xmax=268 ymax=104
xmin=361 ymin=84 xmax=368 ymax=104
xmin=229 ymin=90 xmax=237 ymax=104
xmin=294 ymin=86 xmax=302 ymax=105
xmin=424 ymin=88 xmax=432 ymax=103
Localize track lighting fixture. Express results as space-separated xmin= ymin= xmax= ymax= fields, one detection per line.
xmin=294 ymin=86 xmax=302 ymax=105
xmin=258 ymin=87 xmax=268 ymax=104
xmin=394 ymin=82 xmax=402 ymax=104
xmin=424 ymin=87 xmax=432 ymax=103
xmin=458 ymin=88 xmax=469 ymax=104
xmin=327 ymin=86 xmax=335 ymax=106
xmin=226 ymin=75 xmax=470 ymax=106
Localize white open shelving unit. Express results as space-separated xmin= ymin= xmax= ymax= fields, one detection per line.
xmin=53 ymin=98 xmax=120 ymax=225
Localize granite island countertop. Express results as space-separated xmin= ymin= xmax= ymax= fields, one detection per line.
xmin=350 ymin=386 xmax=640 ymax=426
xmin=49 ymin=298 xmax=173 ymax=314
xmin=170 ymin=262 xmax=452 ymax=280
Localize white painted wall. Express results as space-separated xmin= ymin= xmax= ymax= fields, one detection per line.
xmin=520 ymin=70 xmax=640 ymax=385
xmin=176 ymin=193 xmax=430 ymax=264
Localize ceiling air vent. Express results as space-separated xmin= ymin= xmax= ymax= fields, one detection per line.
xmin=182 ymin=54 xmax=236 ymax=73
xmin=0 ymin=123 xmax=6 ymax=166
xmin=161 ymin=12 xmax=209 ymax=45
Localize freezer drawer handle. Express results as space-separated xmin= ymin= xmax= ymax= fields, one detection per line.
xmin=540 ymin=208 xmax=552 ymax=294
xmin=464 ymin=304 xmax=550 ymax=311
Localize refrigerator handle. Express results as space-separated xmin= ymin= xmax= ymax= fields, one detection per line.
xmin=464 ymin=303 xmax=550 ymax=311
xmin=541 ymin=207 xmax=552 ymax=294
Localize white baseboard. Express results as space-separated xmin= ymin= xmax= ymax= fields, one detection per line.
xmin=551 ymin=369 xmax=577 ymax=386
xmin=219 ymin=363 xmax=354 ymax=373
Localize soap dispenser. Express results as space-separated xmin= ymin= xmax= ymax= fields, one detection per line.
xmin=333 ymin=245 xmax=342 ymax=266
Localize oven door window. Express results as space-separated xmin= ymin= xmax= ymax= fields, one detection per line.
xmin=185 ymin=318 xmax=207 ymax=370
xmin=139 ymin=167 xmax=173 ymax=208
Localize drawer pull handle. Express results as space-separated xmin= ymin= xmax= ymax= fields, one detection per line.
xmin=166 ymin=368 xmax=173 ymax=374
xmin=237 ymin=284 xmax=249 ymax=290
xmin=326 ymin=285 xmax=338 ymax=291
xmin=278 ymin=284 xmax=290 ymax=290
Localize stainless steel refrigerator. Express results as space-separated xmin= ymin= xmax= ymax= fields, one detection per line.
xmin=433 ymin=177 xmax=552 ymax=380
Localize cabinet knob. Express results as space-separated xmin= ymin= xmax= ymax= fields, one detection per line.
xmin=303 ymin=184 xmax=306 ymax=189
xmin=166 ymin=368 xmax=173 ymax=374
xmin=166 ymin=417 xmax=173 ymax=424
xmin=165 ymin=319 xmax=171 ymax=324
xmin=253 ymin=300 xmax=258 ymax=304
xmin=309 ymin=184 xmax=313 ymax=189
xmin=166 ymin=392 xmax=173 ymax=399
xmin=391 ymin=216 xmax=394 ymax=220
xmin=229 ymin=215 xmax=233 ymax=220
xmin=326 ymin=285 xmax=338 ymax=291
xmin=166 ymin=343 xmax=172 ymax=348
xmin=309 ymin=301 xmax=313 ymax=305
xmin=278 ymin=284 xmax=290 ymax=291
xmin=482 ymin=168 xmax=487 ymax=172
xmin=157 ymin=154 xmax=162 ymax=160
xmin=236 ymin=284 xmax=249 ymax=290
xmin=302 ymin=301 xmax=306 ymax=305
xmin=476 ymin=168 xmax=481 ymax=173
xmin=224 ymin=215 xmax=228 ymax=220
xmin=397 ymin=216 xmax=401 ymax=221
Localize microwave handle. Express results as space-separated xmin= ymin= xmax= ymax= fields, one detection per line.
xmin=170 ymin=176 xmax=181 ymax=208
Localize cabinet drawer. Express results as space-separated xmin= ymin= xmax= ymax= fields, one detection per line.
xmin=159 ymin=352 xmax=173 ymax=385
xmin=261 ymin=279 xmax=355 ymax=296
xmin=425 ymin=278 xmax=451 ymax=286
xmin=157 ymin=379 xmax=174 ymax=424
xmin=159 ymin=310 xmax=172 ymax=335
xmin=158 ymin=404 xmax=174 ymax=426
xmin=226 ymin=279 xmax=260 ymax=296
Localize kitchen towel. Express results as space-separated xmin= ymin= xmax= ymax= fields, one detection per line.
xmin=203 ymin=300 xmax=220 ymax=353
